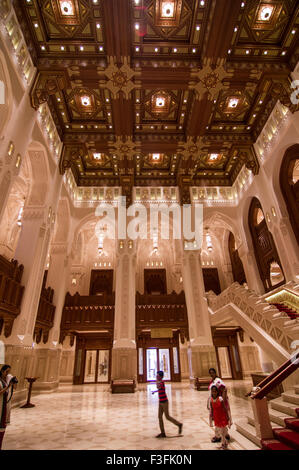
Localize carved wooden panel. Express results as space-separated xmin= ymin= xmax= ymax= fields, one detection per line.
xmin=280 ymin=144 xmax=299 ymax=246
xmin=144 ymin=269 xmax=167 ymax=295
xmin=202 ymin=268 xmax=221 ymax=295
xmin=248 ymin=198 xmax=285 ymax=292
xmin=89 ymin=269 xmax=113 ymax=295
xmin=228 ymin=231 xmax=247 ymax=285
xmin=0 ymin=255 xmax=24 ymax=337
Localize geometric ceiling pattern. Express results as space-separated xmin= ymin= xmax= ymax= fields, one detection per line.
xmin=14 ymin=0 xmax=299 ymax=204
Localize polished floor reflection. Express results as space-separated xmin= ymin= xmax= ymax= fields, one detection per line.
xmin=3 ymin=381 xmax=259 ymax=450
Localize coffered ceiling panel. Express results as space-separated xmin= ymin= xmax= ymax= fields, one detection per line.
xmin=13 ymin=0 xmax=299 ymax=203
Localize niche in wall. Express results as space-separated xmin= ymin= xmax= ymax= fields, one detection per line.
xmin=248 ymin=198 xmax=285 ymax=292
xmin=144 ymin=269 xmax=167 ymax=295
xmin=89 ymin=269 xmax=113 ymax=295
xmin=203 ymin=268 xmax=221 ymax=295
xmin=228 ymin=232 xmax=247 ymax=285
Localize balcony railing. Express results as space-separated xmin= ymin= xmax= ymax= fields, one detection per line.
xmin=60 ymin=292 xmax=115 ymax=343
xmin=34 ymin=286 xmax=56 ymax=344
xmin=0 ymin=255 xmax=24 ymax=337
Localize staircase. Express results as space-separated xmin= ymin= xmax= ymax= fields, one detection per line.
xmin=236 ymin=384 xmax=299 ymax=450
xmin=208 ymin=282 xmax=299 ymax=366
xmin=271 ymin=303 xmax=299 ymax=321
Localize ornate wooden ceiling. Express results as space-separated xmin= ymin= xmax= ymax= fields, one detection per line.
xmin=14 ymin=0 xmax=299 ymax=203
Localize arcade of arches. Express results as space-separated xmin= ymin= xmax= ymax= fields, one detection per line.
xmin=0 ymin=0 xmax=299 ymax=451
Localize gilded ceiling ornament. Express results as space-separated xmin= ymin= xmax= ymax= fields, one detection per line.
xmin=177 ymin=137 xmax=204 ymax=161
xmin=103 ymin=57 xmax=141 ymax=99
xmin=108 ymin=136 xmax=141 ymax=161
xmin=189 ymin=60 xmax=232 ymax=102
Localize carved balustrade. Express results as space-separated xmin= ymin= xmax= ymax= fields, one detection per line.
xmin=0 ymin=255 xmax=24 ymax=337
xmin=34 ymin=286 xmax=56 ymax=344
xmin=59 ymin=292 xmax=115 ymax=343
xmin=136 ymin=291 xmax=189 ymax=340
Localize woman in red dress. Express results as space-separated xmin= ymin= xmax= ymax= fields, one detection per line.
xmin=209 ymin=385 xmax=231 ymax=450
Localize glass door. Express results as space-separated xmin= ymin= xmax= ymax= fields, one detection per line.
xmin=84 ymin=349 xmax=110 ymax=383
xmin=84 ymin=350 xmax=97 ymax=383
xmin=159 ymin=349 xmax=171 ymax=381
xmin=217 ymin=347 xmax=232 ymax=379
xmin=146 ymin=348 xmax=157 ymax=381
xmin=97 ymin=350 xmax=109 ymax=382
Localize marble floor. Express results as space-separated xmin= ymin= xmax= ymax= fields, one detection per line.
xmin=3 ymin=380 xmax=259 ymax=450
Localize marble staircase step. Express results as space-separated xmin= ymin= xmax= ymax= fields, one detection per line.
xmin=294 ymin=385 xmax=299 ymax=395
xmin=270 ymin=397 xmax=298 ymax=417
xmin=268 ymin=408 xmax=294 ymax=427
xmin=235 ymin=419 xmax=261 ymax=447
xmin=282 ymin=391 xmax=299 ymax=406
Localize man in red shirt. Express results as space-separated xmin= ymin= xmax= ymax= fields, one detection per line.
xmin=152 ymin=370 xmax=183 ymax=438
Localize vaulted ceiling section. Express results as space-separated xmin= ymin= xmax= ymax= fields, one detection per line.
xmin=14 ymin=0 xmax=299 ymax=203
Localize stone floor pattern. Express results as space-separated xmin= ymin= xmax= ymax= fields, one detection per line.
xmin=3 ymin=381 xmax=259 ymax=450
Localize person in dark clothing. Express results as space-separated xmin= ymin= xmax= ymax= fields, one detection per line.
xmin=152 ymin=370 xmax=183 ymax=438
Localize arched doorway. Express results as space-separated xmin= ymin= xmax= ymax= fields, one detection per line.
xmin=279 ymin=144 xmax=299 ymax=246
xmin=248 ymin=198 xmax=285 ymax=292
xmin=228 ymin=232 xmax=247 ymax=285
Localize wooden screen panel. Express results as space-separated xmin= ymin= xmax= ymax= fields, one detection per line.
xmin=228 ymin=232 xmax=247 ymax=285
xmin=144 ymin=269 xmax=167 ymax=295
xmin=280 ymin=144 xmax=299 ymax=246
xmin=202 ymin=268 xmax=221 ymax=295
xmin=89 ymin=269 xmax=113 ymax=295
xmin=248 ymin=198 xmax=285 ymax=292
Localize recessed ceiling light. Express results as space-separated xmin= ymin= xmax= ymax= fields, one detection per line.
xmin=264 ymin=50 xmax=268 ymax=55
xmin=184 ymin=99 xmax=187 ymax=103
xmin=241 ymin=2 xmax=245 ymax=7
xmin=80 ymin=46 xmax=84 ymax=51
xmin=155 ymin=47 xmax=158 ymax=52
xmin=136 ymin=125 xmax=140 ymax=129
xmin=61 ymin=46 xmax=65 ymax=51
xmin=57 ymin=98 xmax=61 ymax=102
xmin=106 ymin=98 xmax=109 ymax=102
xmin=259 ymin=6 xmax=274 ymax=21
xmin=173 ymin=48 xmax=177 ymax=52
xmin=151 ymin=126 xmax=154 ymax=129
xmin=228 ymin=49 xmax=232 ymax=54
xmin=41 ymin=45 xmax=45 ymax=51
xmin=66 ymin=125 xmax=69 ymax=128
xmin=136 ymin=99 xmax=140 ymax=103
xmin=206 ymin=126 xmax=209 ymax=130
xmin=246 ymin=50 xmax=250 ymax=54
xmin=81 ymin=125 xmax=84 ymax=128
xmin=135 ymin=47 xmax=140 ymax=52
xmin=192 ymin=48 xmax=196 ymax=53
xmin=135 ymin=0 xmax=140 ymax=4
xmin=259 ymin=100 xmax=263 ymax=104
xmin=281 ymin=51 xmax=286 ymax=56
xmin=228 ymin=98 xmax=239 ymax=108
xmin=233 ymin=126 xmax=236 ymax=130
xmin=200 ymin=0 xmax=205 ymax=5
xmin=179 ymin=126 xmax=182 ymax=129
xmin=135 ymin=23 xmax=140 ymax=30
xmin=34 ymin=23 xmax=38 ymax=28
xmin=234 ymin=27 xmax=238 ymax=32
xmin=196 ymin=25 xmax=200 ymax=31
xmin=253 ymin=114 xmax=256 ymax=118
xmin=291 ymin=30 xmax=296 ymax=35
xmin=109 ymin=125 xmax=112 ymax=128
xmin=247 ymin=126 xmax=251 ymax=130
xmin=96 ymin=23 xmax=101 ymax=29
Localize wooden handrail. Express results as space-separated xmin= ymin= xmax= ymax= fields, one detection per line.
xmin=252 ymin=352 xmax=299 ymax=400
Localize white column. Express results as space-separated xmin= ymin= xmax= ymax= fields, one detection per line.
xmin=0 ymin=96 xmax=37 ymax=223
xmin=10 ymin=208 xmax=51 ymax=345
xmin=111 ymin=240 xmax=137 ymax=381
xmin=32 ymin=243 xmax=71 ymax=392
xmin=238 ymin=247 xmax=265 ymax=294
xmin=182 ymin=250 xmax=216 ymax=379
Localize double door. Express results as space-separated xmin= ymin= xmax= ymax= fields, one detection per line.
xmin=84 ymin=349 xmax=110 ymax=384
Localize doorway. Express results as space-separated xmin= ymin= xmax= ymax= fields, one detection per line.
xmin=146 ymin=348 xmax=171 ymax=381
xmin=137 ymin=332 xmax=181 ymax=383
xmin=212 ymin=327 xmax=243 ymax=380
xmin=83 ymin=349 xmax=110 ymax=384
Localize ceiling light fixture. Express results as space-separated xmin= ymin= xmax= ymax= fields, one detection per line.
xmin=259 ymin=6 xmax=274 ymax=21
xmin=60 ymin=1 xmax=74 ymax=15
xmin=162 ymin=2 xmax=175 ymax=17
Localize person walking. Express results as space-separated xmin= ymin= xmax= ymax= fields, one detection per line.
xmin=152 ymin=371 xmax=183 ymax=438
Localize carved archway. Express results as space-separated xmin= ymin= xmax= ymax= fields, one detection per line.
xmin=279 ymin=144 xmax=299 ymax=246
xmin=248 ymin=198 xmax=285 ymax=292
xmin=228 ymin=231 xmax=246 ymax=285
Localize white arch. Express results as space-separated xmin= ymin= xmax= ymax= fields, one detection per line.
xmin=0 ymin=49 xmax=13 ymax=140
